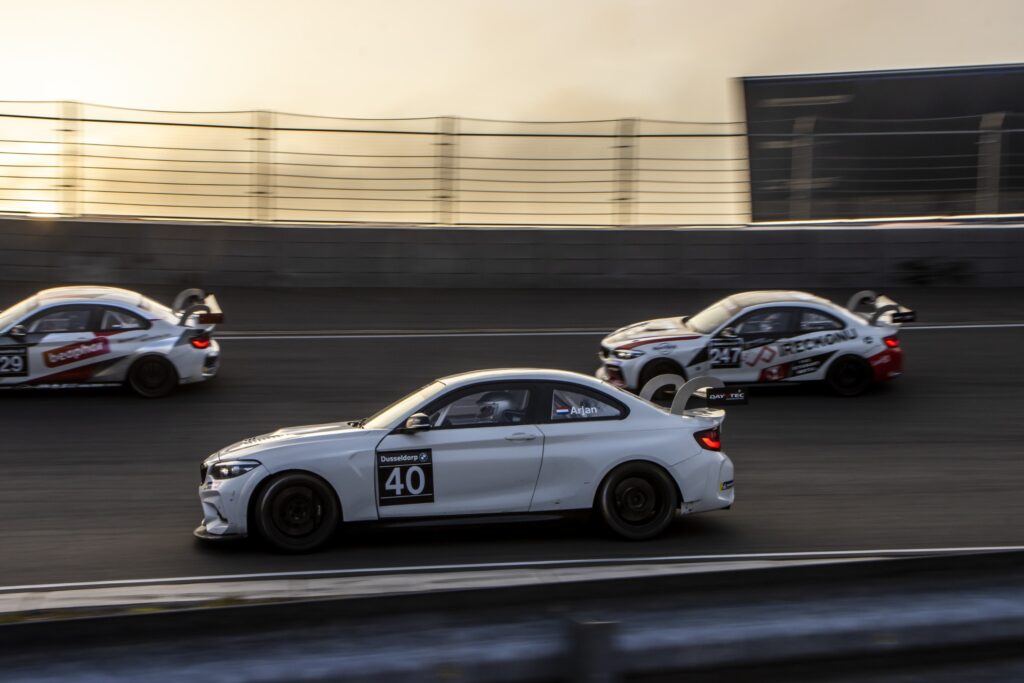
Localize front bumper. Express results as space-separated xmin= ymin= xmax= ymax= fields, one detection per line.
xmin=195 ymin=462 xmax=264 ymax=539
xmin=194 ymin=523 xmax=243 ymax=541
xmin=596 ymin=363 xmax=636 ymax=391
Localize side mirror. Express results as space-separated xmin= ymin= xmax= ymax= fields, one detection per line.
xmin=403 ymin=413 xmax=431 ymax=432
xmin=8 ymin=324 xmax=26 ymax=339
xmin=719 ymin=327 xmax=737 ymax=338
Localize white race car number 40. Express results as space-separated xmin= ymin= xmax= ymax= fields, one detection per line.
xmin=377 ymin=449 xmax=435 ymax=506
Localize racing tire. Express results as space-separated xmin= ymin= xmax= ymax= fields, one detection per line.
xmin=597 ymin=462 xmax=679 ymax=540
xmin=127 ymin=356 xmax=179 ymax=398
xmin=638 ymin=360 xmax=685 ymax=403
xmin=253 ymin=473 xmax=340 ymax=553
xmin=826 ymin=355 xmax=873 ymax=397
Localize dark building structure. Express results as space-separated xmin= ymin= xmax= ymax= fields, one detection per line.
xmin=743 ymin=64 xmax=1024 ymax=221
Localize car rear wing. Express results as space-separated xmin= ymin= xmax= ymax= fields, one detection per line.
xmin=845 ymin=290 xmax=916 ymax=326
xmin=172 ymin=288 xmax=224 ymax=327
xmin=639 ymin=374 xmax=747 ymax=416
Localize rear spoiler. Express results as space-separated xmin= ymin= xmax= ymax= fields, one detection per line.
xmin=845 ymin=290 xmax=915 ymax=325
xmin=639 ymin=374 xmax=747 ymax=416
xmin=172 ymin=288 xmax=224 ymax=326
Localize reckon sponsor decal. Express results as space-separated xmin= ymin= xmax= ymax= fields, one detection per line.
xmin=43 ymin=338 xmax=110 ymax=368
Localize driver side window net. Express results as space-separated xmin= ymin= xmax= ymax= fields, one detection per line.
xmin=100 ymin=308 xmax=145 ymax=331
xmin=551 ymin=389 xmax=621 ymax=421
xmin=735 ymin=310 xmax=789 ymax=336
xmin=27 ymin=309 xmax=91 ymax=334
xmin=429 ymin=388 xmax=530 ymax=428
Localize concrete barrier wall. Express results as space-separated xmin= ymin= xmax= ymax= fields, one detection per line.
xmin=0 ymin=217 xmax=1021 ymax=289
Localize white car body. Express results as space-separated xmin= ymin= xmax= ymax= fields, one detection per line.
xmin=0 ymin=286 xmax=221 ymax=393
xmin=196 ymin=369 xmax=735 ymax=545
xmin=597 ymin=290 xmax=912 ymax=393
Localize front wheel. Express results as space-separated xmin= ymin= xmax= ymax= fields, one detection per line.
xmin=826 ymin=355 xmax=872 ymax=396
xmin=127 ymin=356 xmax=179 ymax=398
xmin=253 ymin=473 xmax=340 ymax=552
xmin=597 ymin=462 xmax=679 ymax=540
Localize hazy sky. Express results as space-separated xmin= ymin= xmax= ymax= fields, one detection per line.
xmin=2 ymin=0 xmax=1023 ymax=120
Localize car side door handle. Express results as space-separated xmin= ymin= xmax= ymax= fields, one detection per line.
xmin=505 ymin=432 xmax=537 ymax=442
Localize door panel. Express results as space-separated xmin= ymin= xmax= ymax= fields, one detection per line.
xmin=375 ymin=425 xmax=544 ymax=518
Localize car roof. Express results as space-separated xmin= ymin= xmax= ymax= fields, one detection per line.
xmin=727 ymin=290 xmax=832 ymax=309
xmin=439 ymin=368 xmax=612 ymax=390
xmin=35 ymin=286 xmax=145 ymax=308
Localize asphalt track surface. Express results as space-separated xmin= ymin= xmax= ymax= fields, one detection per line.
xmin=1 ymin=285 xmax=1023 ymax=587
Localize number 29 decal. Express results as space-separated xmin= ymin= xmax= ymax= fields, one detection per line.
xmin=376 ymin=449 xmax=434 ymax=506
xmin=0 ymin=348 xmax=28 ymax=377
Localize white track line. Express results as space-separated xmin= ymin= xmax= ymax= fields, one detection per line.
xmin=4 ymin=545 xmax=1022 ymax=593
xmin=217 ymin=322 xmax=1024 ymax=340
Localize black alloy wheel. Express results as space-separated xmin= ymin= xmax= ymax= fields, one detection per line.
xmin=597 ymin=462 xmax=678 ymax=540
xmin=826 ymin=355 xmax=872 ymax=397
xmin=254 ymin=473 xmax=340 ymax=552
xmin=127 ymin=356 xmax=179 ymax=398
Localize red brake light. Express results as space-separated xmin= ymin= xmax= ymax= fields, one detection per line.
xmin=695 ymin=427 xmax=721 ymax=451
xmin=191 ymin=335 xmax=211 ymax=349
xmin=884 ymin=336 xmax=900 ymax=348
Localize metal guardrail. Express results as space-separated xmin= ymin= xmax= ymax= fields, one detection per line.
xmin=3 ymin=101 xmax=1024 ymax=227
xmin=0 ymin=101 xmax=751 ymax=227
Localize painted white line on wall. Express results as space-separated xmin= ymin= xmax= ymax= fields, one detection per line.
xmin=3 ymin=545 xmax=1022 ymax=593
xmin=217 ymin=322 xmax=1024 ymax=340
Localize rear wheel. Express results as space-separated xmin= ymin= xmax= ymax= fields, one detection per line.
xmin=826 ymin=355 xmax=872 ymax=396
xmin=253 ymin=473 xmax=340 ymax=553
xmin=597 ymin=462 xmax=678 ymax=540
xmin=127 ymin=356 xmax=178 ymax=398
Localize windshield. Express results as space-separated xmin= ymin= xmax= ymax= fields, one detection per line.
xmin=685 ymin=298 xmax=738 ymax=334
xmin=363 ymin=381 xmax=447 ymax=430
xmin=0 ymin=296 xmax=38 ymax=332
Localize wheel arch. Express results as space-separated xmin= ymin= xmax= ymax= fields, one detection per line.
xmin=591 ymin=458 xmax=684 ymax=510
xmin=246 ymin=468 xmax=345 ymax=537
xmin=639 ymin=358 xmax=687 ymax=384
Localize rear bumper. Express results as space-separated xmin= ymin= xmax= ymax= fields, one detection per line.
xmin=868 ymin=347 xmax=903 ymax=382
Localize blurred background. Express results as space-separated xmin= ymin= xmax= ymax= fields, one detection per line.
xmin=2 ymin=2 xmax=1024 ymax=682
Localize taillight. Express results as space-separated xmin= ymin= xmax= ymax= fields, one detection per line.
xmin=884 ymin=336 xmax=899 ymax=348
xmin=695 ymin=427 xmax=721 ymax=451
xmin=191 ymin=334 xmax=211 ymax=349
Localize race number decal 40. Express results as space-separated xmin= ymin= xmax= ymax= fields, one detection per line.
xmin=0 ymin=348 xmax=28 ymax=377
xmin=377 ymin=449 xmax=434 ymax=506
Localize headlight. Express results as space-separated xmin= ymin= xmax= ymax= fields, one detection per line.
xmin=209 ymin=460 xmax=261 ymax=479
xmin=613 ymin=348 xmax=645 ymax=360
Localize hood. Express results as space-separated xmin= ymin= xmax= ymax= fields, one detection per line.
xmin=211 ymin=421 xmax=374 ymax=461
xmin=603 ymin=316 xmax=701 ymax=347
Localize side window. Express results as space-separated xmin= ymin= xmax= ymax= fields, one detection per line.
xmin=99 ymin=307 xmax=147 ymax=331
xmin=427 ymin=386 xmax=531 ymax=429
xmin=550 ymin=386 xmax=623 ymax=422
xmin=732 ymin=308 xmax=794 ymax=337
xmin=24 ymin=307 xmax=94 ymax=334
xmin=799 ymin=309 xmax=844 ymax=332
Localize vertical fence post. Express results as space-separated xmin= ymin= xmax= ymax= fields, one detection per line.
xmin=435 ymin=116 xmax=457 ymax=226
xmin=975 ymin=112 xmax=1004 ymax=216
xmin=60 ymin=101 xmax=80 ymax=217
xmin=614 ymin=118 xmax=637 ymax=227
xmin=788 ymin=115 xmax=815 ymax=221
xmin=567 ymin=620 xmax=620 ymax=683
xmin=251 ymin=110 xmax=273 ymax=223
